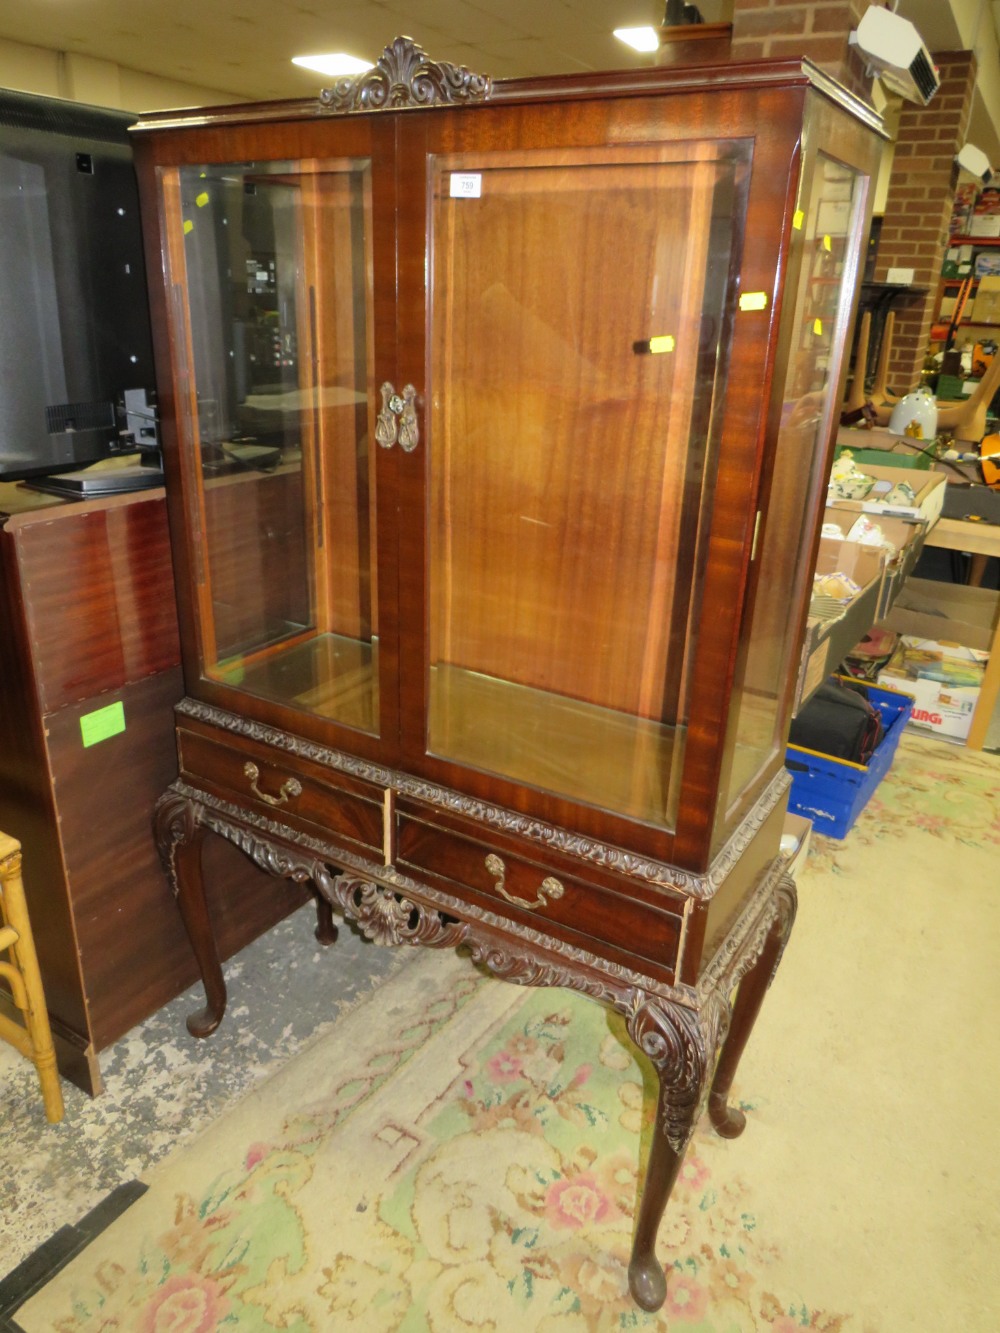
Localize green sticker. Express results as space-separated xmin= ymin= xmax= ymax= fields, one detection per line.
xmin=80 ymin=701 xmax=126 ymax=748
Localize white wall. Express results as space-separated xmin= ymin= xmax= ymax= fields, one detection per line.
xmin=0 ymin=35 xmax=238 ymax=111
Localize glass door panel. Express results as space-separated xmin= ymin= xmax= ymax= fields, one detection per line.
xmin=724 ymin=153 xmax=868 ymax=811
xmin=425 ymin=143 xmax=749 ymax=828
xmin=161 ymin=158 xmax=379 ymax=735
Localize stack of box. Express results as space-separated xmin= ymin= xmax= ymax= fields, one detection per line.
xmin=876 ymin=578 xmax=997 ymax=743
xmin=969 ymin=187 xmax=1000 ymax=237
xmin=878 ymin=639 xmax=986 ymax=742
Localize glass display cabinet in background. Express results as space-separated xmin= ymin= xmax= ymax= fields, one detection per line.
xmin=135 ymin=40 xmax=882 ymax=1311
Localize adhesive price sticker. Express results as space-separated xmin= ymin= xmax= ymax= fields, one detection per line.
xmin=449 ymin=173 xmax=482 ymax=198
xmin=80 ymin=700 xmax=126 ymax=748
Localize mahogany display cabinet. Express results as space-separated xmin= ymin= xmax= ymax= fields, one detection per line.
xmin=132 ymin=41 xmax=883 ymax=1309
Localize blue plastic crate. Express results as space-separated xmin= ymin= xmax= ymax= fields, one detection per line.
xmin=785 ymin=680 xmax=915 ymax=840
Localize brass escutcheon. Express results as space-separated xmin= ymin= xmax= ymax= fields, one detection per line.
xmin=375 ymin=381 xmax=420 ymax=450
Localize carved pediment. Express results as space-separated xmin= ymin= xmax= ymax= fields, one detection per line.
xmin=319 ymin=35 xmax=491 ymax=113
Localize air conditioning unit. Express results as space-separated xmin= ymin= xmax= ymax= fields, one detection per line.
xmin=956 ymin=143 xmax=994 ymax=185
xmin=849 ymin=7 xmax=939 ymax=106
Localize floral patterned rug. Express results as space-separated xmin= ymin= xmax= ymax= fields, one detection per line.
xmin=15 ymin=733 xmax=1000 ymax=1332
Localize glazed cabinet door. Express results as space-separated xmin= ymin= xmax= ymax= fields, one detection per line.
xmin=715 ymin=96 xmax=881 ymax=850
xmin=393 ymin=91 xmax=798 ymax=863
xmin=145 ymin=120 xmax=400 ymax=764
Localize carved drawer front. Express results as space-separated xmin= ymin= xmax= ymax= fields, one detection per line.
xmin=176 ymin=728 xmax=384 ymax=857
xmin=395 ymin=806 xmax=683 ymax=980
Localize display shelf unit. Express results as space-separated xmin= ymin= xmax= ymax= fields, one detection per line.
xmin=131 ymin=41 xmax=882 ymax=1309
xmin=931 ymin=235 xmax=1000 ymax=345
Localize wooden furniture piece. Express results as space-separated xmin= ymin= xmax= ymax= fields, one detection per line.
xmin=0 ymin=484 xmax=308 ymax=1094
xmin=133 ymin=42 xmax=882 ymax=1310
xmin=924 ymin=515 xmax=1000 ymax=749
xmin=0 ymin=830 xmax=64 ymax=1123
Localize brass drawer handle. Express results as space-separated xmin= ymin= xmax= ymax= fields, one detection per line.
xmin=243 ymin=761 xmax=302 ymax=807
xmin=484 ymin=854 xmax=564 ymax=911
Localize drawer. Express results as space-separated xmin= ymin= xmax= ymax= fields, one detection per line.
xmin=177 ymin=727 xmax=384 ymax=857
xmin=395 ymin=806 xmax=683 ymax=980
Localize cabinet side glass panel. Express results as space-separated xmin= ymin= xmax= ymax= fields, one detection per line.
xmin=161 ymin=160 xmax=379 ymax=735
xmin=725 ymin=155 xmax=867 ymax=810
xmin=426 ymin=143 xmax=749 ymax=828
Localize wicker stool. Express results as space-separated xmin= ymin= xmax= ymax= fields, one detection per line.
xmin=0 ymin=831 xmax=64 ymax=1123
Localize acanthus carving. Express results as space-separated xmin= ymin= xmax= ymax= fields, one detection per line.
xmin=766 ymin=876 xmax=798 ymax=987
xmin=625 ymin=995 xmax=716 ymax=1153
xmin=318 ymin=37 xmax=491 ymax=114
xmin=315 ymin=872 xmax=468 ymax=950
xmin=153 ymin=789 xmax=204 ymax=897
xmin=156 ymin=779 xmax=797 ymax=1187
xmin=204 ymin=817 xmax=318 ymax=886
xmin=168 ymin=778 xmax=706 ymax=1010
xmin=169 ymin=776 xmax=796 ymax=1048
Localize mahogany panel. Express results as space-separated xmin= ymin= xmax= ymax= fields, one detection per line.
xmin=11 ymin=492 xmax=180 ymax=713
xmin=1 ymin=492 xmax=308 ymax=1091
xmin=45 ymin=671 xmax=308 ymax=1052
xmin=679 ymin=795 xmax=788 ymax=988
xmin=0 ymin=514 xmax=88 ymax=1035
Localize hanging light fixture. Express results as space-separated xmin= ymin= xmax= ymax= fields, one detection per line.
xmin=291 ymin=53 xmax=372 ymax=77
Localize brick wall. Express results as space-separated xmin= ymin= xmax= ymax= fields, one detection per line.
xmin=873 ymin=51 xmax=976 ymax=390
xmin=730 ymin=0 xmax=871 ymax=99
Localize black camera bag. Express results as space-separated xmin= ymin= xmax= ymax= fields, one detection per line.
xmin=788 ymin=678 xmax=884 ymax=765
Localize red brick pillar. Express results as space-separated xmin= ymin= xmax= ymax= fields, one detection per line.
xmin=729 ymin=0 xmax=871 ymax=101
xmin=873 ymin=51 xmax=977 ymax=391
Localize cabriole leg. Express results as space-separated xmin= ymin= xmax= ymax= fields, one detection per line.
xmin=154 ymin=791 xmax=226 ymax=1038
xmin=314 ymin=894 xmax=339 ymax=945
xmin=625 ymin=997 xmax=711 ymax=1312
xmin=709 ymin=877 xmax=798 ymax=1137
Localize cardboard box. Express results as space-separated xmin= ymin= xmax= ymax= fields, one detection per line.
xmin=878 ymin=637 xmax=988 ymax=741
xmin=795 ymin=538 xmax=885 ymax=711
xmin=879 ymin=576 xmax=999 ymax=653
xmin=829 ymin=463 xmax=947 ymax=525
xmin=971 ymin=274 xmax=1000 ymax=324
xmin=781 ymin=811 xmax=813 ymax=878
xmin=821 ymin=504 xmax=927 ymax=618
xmin=875 ymin=577 xmax=998 ymax=742
xmin=969 ymin=214 xmax=1000 ymax=238
xmin=834 ymin=426 xmax=934 ymax=468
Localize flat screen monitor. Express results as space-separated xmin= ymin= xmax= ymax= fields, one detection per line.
xmin=0 ymin=88 xmax=157 ymax=490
